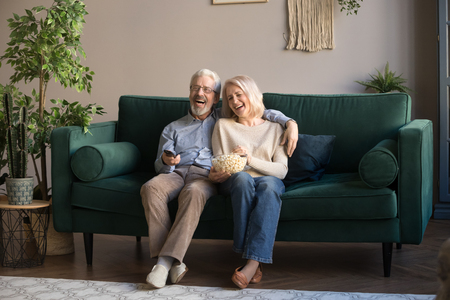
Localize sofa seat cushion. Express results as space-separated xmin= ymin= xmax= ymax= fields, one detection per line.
xmin=71 ymin=172 xmax=154 ymax=218
xmin=280 ymin=173 xmax=397 ymax=220
xmin=71 ymin=171 xmax=230 ymax=222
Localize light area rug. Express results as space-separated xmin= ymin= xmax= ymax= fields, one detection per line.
xmin=0 ymin=276 xmax=436 ymax=300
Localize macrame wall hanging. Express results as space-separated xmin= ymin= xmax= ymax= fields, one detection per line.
xmin=286 ymin=0 xmax=335 ymax=52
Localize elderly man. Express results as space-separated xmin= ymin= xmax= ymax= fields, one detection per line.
xmin=141 ymin=69 xmax=298 ymax=288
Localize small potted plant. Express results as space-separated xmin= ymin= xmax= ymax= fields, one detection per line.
xmin=2 ymin=92 xmax=34 ymax=205
xmin=355 ymin=62 xmax=415 ymax=94
xmin=338 ymin=0 xmax=363 ymax=15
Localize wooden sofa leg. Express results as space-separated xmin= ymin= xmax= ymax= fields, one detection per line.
xmin=382 ymin=242 xmax=393 ymax=277
xmin=136 ymin=236 xmax=141 ymax=242
xmin=396 ymin=243 xmax=402 ymax=249
xmin=83 ymin=233 xmax=94 ymax=266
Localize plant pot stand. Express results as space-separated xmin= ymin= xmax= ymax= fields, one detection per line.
xmin=0 ymin=199 xmax=50 ymax=268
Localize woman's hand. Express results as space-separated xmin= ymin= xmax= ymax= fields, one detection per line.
xmin=209 ymin=166 xmax=231 ymax=183
xmin=232 ymin=145 xmax=252 ymax=165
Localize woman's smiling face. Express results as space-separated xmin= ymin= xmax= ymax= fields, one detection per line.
xmin=226 ymin=84 xmax=251 ymax=119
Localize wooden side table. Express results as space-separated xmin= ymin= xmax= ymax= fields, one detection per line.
xmin=0 ymin=200 xmax=50 ymax=268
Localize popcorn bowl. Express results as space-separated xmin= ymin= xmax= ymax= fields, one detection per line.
xmin=211 ymin=154 xmax=247 ymax=174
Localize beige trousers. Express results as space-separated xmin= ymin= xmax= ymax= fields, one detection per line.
xmin=140 ymin=165 xmax=218 ymax=263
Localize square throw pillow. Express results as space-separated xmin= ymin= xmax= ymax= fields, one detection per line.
xmin=283 ymin=134 xmax=336 ymax=187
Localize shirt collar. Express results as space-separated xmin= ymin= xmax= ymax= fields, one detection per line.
xmin=185 ymin=107 xmax=218 ymax=125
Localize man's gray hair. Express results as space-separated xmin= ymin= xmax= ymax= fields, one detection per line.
xmin=190 ymin=69 xmax=221 ymax=94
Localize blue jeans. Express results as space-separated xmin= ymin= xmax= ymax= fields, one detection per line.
xmin=220 ymin=172 xmax=285 ymax=264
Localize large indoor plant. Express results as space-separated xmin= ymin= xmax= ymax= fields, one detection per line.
xmin=355 ymin=62 xmax=415 ymax=94
xmin=0 ymin=0 xmax=102 ymax=201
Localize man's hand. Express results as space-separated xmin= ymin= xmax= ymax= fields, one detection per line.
xmin=281 ymin=119 xmax=298 ymax=157
xmin=162 ymin=151 xmax=181 ymax=166
xmin=208 ymin=166 xmax=231 ymax=183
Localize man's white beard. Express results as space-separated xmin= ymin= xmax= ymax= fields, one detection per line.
xmin=191 ymin=103 xmax=212 ymax=117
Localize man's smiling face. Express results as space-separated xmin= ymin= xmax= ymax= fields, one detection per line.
xmin=189 ymin=76 xmax=218 ymax=120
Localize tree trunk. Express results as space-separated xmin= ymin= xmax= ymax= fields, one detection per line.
xmin=39 ymin=53 xmax=45 ymax=121
xmin=38 ymin=53 xmax=48 ymax=200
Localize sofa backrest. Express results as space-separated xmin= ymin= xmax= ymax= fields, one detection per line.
xmin=263 ymin=93 xmax=411 ymax=173
xmin=117 ymin=93 xmax=411 ymax=174
xmin=117 ymin=95 xmax=192 ymax=172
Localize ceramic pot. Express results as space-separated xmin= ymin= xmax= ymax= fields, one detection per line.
xmin=5 ymin=177 xmax=34 ymax=205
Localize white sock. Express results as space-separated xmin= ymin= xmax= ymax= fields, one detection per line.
xmin=157 ymin=256 xmax=175 ymax=272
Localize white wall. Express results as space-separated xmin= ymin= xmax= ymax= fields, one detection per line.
xmin=0 ymin=0 xmax=438 ymax=194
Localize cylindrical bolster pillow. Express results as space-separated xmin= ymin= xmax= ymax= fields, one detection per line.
xmin=71 ymin=142 xmax=141 ymax=182
xmin=358 ymin=139 xmax=398 ymax=188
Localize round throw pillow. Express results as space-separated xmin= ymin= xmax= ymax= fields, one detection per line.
xmin=71 ymin=142 xmax=141 ymax=182
xmin=358 ymin=139 xmax=398 ymax=189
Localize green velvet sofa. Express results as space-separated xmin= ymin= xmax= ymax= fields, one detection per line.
xmin=51 ymin=93 xmax=433 ymax=277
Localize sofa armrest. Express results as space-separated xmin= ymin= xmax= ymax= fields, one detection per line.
xmin=398 ymin=119 xmax=433 ymax=244
xmin=51 ymin=121 xmax=117 ymax=232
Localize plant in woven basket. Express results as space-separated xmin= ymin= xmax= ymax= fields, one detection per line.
xmin=355 ymin=62 xmax=415 ymax=94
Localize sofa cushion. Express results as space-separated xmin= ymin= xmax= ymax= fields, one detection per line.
xmin=358 ymin=139 xmax=398 ymax=188
xmin=71 ymin=142 xmax=141 ymax=182
xmin=280 ymin=173 xmax=397 ymax=220
xmin=283 ymin=134 xmax=336 ymax=187
xmin=71 ymin=172 xmax=154 ymax=218
xmin=71 ymin=172 xmax=230 ymax=222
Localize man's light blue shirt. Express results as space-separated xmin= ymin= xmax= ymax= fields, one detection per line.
xmin=154 ymin=107 xmax=291 ymax=174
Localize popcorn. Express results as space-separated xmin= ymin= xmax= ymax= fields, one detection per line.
xmin=212 ymin=154 xmax=247 ymax=174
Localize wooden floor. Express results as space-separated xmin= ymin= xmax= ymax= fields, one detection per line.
xmin=1 ymin=219 xmax=449 ymax=296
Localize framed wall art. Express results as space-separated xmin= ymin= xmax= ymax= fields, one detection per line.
xmin=213 ymin=0 xmax=268 ymax=4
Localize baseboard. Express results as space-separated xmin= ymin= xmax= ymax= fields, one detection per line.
xmin=434 ymin=203 xmax=450 ymax=219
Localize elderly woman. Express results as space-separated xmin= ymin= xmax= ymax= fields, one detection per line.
xmin=211 ymin=75 xmax=288 ymax=289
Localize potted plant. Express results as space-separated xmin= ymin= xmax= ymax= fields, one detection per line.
xmin=0 ymin=0 xmax=102 ymax=202
xmin=338 ymin=0 xmax=363 ymax=15
xmin=2 ymin=91 xmax=34 ymax=205
xmin=0 ymin=85 xmax=27 ymax=201
xmin=355 ymin=62 xmax=415 ymax=94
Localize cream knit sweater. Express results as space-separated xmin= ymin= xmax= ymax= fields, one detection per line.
xmin=212 ymin=118 xmax=288 ymax=179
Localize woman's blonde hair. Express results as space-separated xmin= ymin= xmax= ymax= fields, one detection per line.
xmin=222 ymin=75 xmax=265 ymax=119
